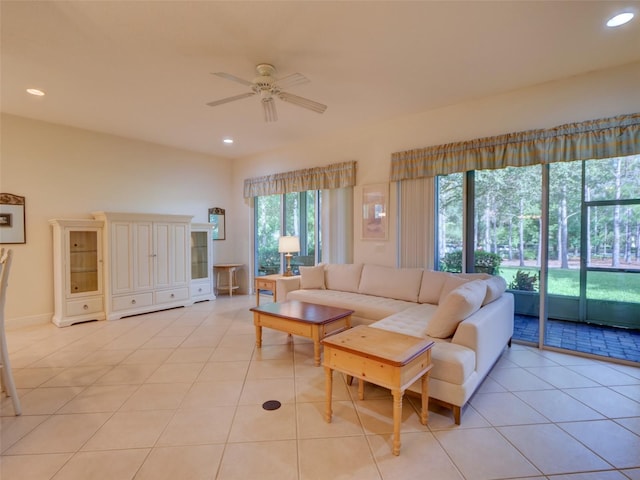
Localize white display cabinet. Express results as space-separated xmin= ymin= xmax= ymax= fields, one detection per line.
xmin=190 ymin=223 xmax=215 ymax=302
xmin=50 ymin=219 xmax=105 ymax=327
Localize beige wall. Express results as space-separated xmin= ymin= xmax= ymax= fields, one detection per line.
xmin=2 ymin=62 xmax=639 ymax=326
xmin=232 ymin=62 xmax=640 ymax=275
xmin=1 ymin=115 xmax=232 ymax=326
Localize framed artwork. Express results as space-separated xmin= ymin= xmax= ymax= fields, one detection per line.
xmin=361 ymin=184 xmax=388 ymax=241
xmin=0 ymin=193 xmax=26 ymax=244
xmin=208 ymin=207 xmax=226 ymax=240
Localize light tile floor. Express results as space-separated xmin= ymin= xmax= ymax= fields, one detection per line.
xmin=1 ymin=295 xmax=639 ymax=480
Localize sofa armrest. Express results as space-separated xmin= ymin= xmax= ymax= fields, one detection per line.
xmin=277 ymin=276 xmax=301 ymax=301
xmin=452 ymin=293 xmax=514 ymax=376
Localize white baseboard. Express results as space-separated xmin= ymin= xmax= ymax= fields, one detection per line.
xmin=5 ymin=312 xmax=52 ymax=331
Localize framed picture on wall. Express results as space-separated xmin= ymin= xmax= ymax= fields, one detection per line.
xmin=208 ymin=207 xmax=225 ymax=240
xmin=361 ymin=184 xmax=388 ymax=241
xmin=0 ymin=193 xmax=26 ymax=244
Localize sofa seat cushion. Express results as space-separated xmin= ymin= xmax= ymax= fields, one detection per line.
xmin=370 ymin=304 xmax=437 ymax=338
xmin=428 ymin=342 xmax=476 ymax=385
xmin=370 ymin=313 xmax=475 ymax=386
xmin=286 ymin=289 xmax=415 ymax=321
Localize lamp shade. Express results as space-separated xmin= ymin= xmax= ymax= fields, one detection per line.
xmin=278 ymin=236 xmax=300 ymax=253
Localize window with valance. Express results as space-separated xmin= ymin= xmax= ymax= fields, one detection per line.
xmin=390 ymin=113 xmax=640 ymax=180
xmin=244 ymin=160 xmax=357 ymax=198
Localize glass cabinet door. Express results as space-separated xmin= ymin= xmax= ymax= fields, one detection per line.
xmin=68 ymin=230 xmax=99 ymax=294
xmin=191 ymin=231 xmax=208 ymax=280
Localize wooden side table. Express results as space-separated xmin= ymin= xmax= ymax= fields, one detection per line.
xmin=214 ymin=263 xmax=242 ymax=297
xmin=322 ymin=325 xmax=434 ymax=456
xmin=254 ymin=273 xmax=295 ymax=306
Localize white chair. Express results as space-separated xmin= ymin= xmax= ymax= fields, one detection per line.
xmin=0 ymin=248 xmax=21 ymax=415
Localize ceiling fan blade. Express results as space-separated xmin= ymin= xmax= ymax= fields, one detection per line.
xmin=213 ymin=72 xmax=254 ymax=87
xmin=206 ymin=91 xmax=256 ymax=107
xmin=278 ymin=91 xmax=327 ymax=114
xmin=262 ymin=98 xmax=278 ymax=123
xmin=274 ymin=73 xmax=310 ymax=90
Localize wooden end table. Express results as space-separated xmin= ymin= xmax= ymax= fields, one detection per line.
xmin=254 ymin=274 xmax=299 ymax=306
xmin=250 ymin=301 xmax=353 ymax=366
xmin=322 ymin=325 xmax=434 ymax=456
xmin=214 ymin=263 xmax=242 ymax=297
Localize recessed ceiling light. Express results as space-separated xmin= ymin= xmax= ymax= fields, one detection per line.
xmin=223 ymin=138 xmax=234 ymax=144
xmin=27 ymin=88 xmax=45 ymax=96
xmin=606 ymin=12 xmax=634 ymax=27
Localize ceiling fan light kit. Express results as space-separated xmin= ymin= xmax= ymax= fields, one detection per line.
xmin=207 ymin=63 xmax=327 ymax=122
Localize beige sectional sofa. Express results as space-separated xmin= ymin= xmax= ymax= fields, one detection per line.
xmin=278 ymin=263 xmax=514 ymax=424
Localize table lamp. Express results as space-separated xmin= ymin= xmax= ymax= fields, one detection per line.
xmin=278 ymin=236 xmax=300 ymax=277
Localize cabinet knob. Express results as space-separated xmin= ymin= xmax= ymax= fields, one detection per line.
xmin=131 ymin=299 xmax=137 ymax=305
xmin=83 ymin=304 xmax=89 ymax=310
xmin=170 ymin=293 xmax=175 ymax=298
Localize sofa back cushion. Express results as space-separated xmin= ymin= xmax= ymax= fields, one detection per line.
xmin=299 ymin=265 xmax=326 ymax=289
xmin=425 ymin=280 xmax=487 ymax=338
xmin=458 ymin=272 xmax=507 ymax=305
xmin=438 ymin=275 xmax=471 ymax=303
xmin=358 ymin=264 xmax=423 ymax=302
xmin=482 ymin=275 xmax=507 ymax=305
xmin=324 ymin=263 xmax=364 ymax=293
xmin=418 ymin=270 xmax=450 ymax=304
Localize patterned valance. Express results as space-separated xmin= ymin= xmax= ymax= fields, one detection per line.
xmin=390 ymin=113 xmax=640 ymax=181
xmin=244 ymin=160 xmax=356 ymax=198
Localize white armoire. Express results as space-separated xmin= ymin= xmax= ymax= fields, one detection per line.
xmin=92 ymin=212 xmax=193 ymax=320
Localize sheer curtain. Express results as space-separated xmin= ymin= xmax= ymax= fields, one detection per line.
xmin=397 ymin=177 xmax=435 ymax=269
xmin=322 ymin=187 xmax=353 ymax=264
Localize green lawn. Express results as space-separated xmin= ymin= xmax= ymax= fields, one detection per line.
xmin=499 ymin=266 xmax=640 ymax=304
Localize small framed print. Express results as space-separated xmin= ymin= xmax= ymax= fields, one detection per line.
xmin=0 ymin=193 xmax=26 ymax=244
xmin=361 ymin=184 xmax=388 ymax=241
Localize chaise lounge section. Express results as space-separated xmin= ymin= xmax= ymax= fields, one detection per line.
xmin=278 ymin=263 xmax=514 ymax=424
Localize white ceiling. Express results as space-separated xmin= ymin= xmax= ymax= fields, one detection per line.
xmin=2 ymin=1 xmax=639 ymax=159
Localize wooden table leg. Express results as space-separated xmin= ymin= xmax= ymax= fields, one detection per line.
xmin=392 ymin=389 xmax=403 ymax=456
xmin=358 ymin=378 xmax=365 ymax=400
xmin=228 ymin=268 xmax=234 ymax=297
xmin=254 ymin=314 xmax=262 ymax=348
xmin=325 ymin=366 xmax=333 ymax=422
xmin=312 ymin=328 xmax=321 ymax=366
xmin=420 ymin=372 xmax=429 ymax=425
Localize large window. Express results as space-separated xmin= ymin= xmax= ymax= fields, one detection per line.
xmin=255 ymin=191 xmax=321 ymax=277
xmin=436 ymin=155 xmax=640 ymax=361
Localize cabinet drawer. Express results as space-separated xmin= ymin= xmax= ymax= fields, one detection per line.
xmin=67 ymin=297 xmax=103 ymax=316
xmin=113 ymin=292 xmax=153 ymax=311
xmin=191 ymin=282 xmax=212 ymax=296
xmin=155 ymin=288 xmax=189 ymax=304
xmin=256 ymin=278 xmax=276 ymax=290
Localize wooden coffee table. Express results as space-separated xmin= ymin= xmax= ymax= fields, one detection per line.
xmin=322 ymin=325 xmax=434 ymax=456
xmin=250 ymin=301 xmax=353 ymax=366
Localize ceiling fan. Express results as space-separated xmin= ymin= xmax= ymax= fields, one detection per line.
xmin=206 ymin=63 xmax=327 ymax=122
